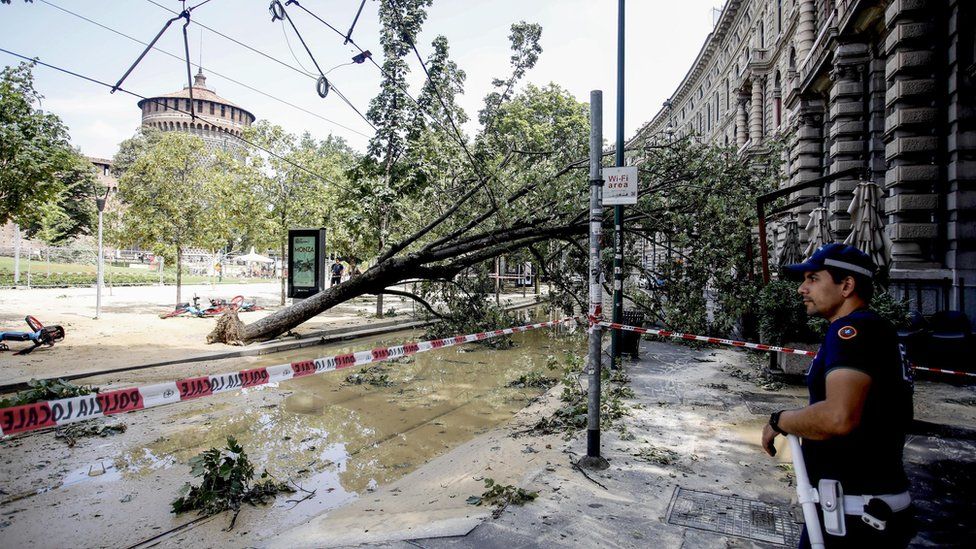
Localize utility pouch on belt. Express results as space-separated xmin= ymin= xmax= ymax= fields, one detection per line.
xmin=818 ymin=479 xmax=846 ymax=536
xmin=862 ymin=498 xmax=893 ymax=531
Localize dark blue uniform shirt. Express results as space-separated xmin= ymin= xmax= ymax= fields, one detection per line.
xmin=803 ymin=308 xmax=914 ymax=495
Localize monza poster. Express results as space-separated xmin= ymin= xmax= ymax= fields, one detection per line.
xmin=292 ymin=236 xmax=317 ymax=288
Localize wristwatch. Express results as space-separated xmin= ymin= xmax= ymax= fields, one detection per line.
xmin=769 ymin=410 xmax=787 ymax=435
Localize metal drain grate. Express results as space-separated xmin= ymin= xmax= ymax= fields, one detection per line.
xmin=666 ymin=487 xmax=801 ymax=546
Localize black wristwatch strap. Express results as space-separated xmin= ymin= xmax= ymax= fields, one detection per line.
xmin=769 ymin=410 xmax=787 ymax=435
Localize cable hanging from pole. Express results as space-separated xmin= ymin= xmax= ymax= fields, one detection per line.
xmin=288 ymin=0 xmax=505 ymax=207
xmin=140 ymin=0 xmax=374 ymax=132
xmin=287 ymin=0 xmax=465 ymax=149
xmin=269 ymin=0 xmax=376 ymax=131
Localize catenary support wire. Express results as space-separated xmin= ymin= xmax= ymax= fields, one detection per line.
xmin=0 ymin=48 xmax=351 ymax=193
xmin=38 ymin=0 xmax=371 ymax=139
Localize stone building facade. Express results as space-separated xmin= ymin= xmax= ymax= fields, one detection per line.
xmin=138 ymin=68 xmax=255 ymax=150
xmin=638 ymin=0 xmax=976 ymax=321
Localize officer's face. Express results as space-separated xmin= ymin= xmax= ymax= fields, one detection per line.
xmin=797 ymin=269 xmax=845 ymax=319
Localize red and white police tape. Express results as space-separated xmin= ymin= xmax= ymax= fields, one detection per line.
xmin=597 ymin=320 xmax=817 ymax=357
xmin=0 ymin=317 xmax=577 ymax=437
xmin=597 ymin=320 xmax=976 ymax=379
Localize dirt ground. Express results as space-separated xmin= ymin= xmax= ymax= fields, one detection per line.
xmin=0 ymin=282 xmax=543 ymax=385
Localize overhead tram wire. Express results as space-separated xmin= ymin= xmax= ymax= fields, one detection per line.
xmin=289 ymin=0 xmax=530 ymax=202
xmin=37 ymin=0 xmax=372 ymax=139
xmin=141 ymin=0 xmax=375 ymax=132
xmin=270 ymin=0 xmax=375 ymax=131
xmin=385 ymin=0 xmax=492 ymax=186
xmin=286 ymin=2 xmax=467 ymax=143
xmin=279 ymin=20 xmax=318 ymax=77
xmin=0 ymin=47 xmax=354 ymax=194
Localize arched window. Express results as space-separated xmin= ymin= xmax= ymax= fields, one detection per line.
xmin=773 ymin=71 xmax=782 ymax=128
xmin=777 ymin=0 xmax=783 ymax=34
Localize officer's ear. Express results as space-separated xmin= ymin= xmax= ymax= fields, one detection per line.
xmin=840 ymin=275 xmax=857 ymax=298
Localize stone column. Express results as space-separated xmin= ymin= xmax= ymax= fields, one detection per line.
xmin=883 ymin=0 xmax=941 ymax=270
xmin=795 ymin=0 xmax=817 ymax=65
xmin=826 ymin=42 xmax=870 ymax=239
xmin=750 ymin=77 xmax=764 ymax=145
xmin=736 ymin=96 xmax=749 ymax=148
xmin=789 ymin=97 xmax=826 ymax=238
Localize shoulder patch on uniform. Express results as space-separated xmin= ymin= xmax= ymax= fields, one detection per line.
xmin=838 ymin=325 xmax=858 ymax=340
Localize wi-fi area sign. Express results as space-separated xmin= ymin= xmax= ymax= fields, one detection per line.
xmin=602 ymin=167 xmax=638 ymax=205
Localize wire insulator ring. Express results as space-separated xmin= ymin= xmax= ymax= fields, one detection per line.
xmin=316 ymin=75 xmax=330 ymax=98
xmin=269 ymin=0 xmax=285 ymax=22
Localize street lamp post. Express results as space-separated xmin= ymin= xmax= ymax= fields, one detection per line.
xmin=95 ymin=187 xmax=109 ymax=319
xmin=610 ymin=0 xmax=626 ymax=367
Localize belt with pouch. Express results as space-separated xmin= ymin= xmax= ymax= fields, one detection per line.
xmin=842 ymin=491 xmax=911 ymax=515
xmin=818 ymin=479 xmax=911 ymax=535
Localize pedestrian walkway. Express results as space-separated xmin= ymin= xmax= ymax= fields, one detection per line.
xmin=313 ymin=339 xmax=976 ymax=548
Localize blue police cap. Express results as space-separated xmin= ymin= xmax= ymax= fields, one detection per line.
xmin=782 ymin=243 xmax=876 ymax=279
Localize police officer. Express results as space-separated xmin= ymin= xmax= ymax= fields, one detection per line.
xmin=761 ymin=243 xmax=914 ymax=548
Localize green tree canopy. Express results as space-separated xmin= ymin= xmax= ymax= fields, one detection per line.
xmin=115 ymin=131 xmax=229 ymax=305
xmin=0 ymin=61 xmax=91 ymax=234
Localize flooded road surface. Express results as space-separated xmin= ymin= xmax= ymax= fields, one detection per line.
xmin=0 ymin=321 xmax=585 ymax=547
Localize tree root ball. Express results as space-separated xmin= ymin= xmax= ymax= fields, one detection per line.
xmin=207 ymin=309 xmax=246 ymax=345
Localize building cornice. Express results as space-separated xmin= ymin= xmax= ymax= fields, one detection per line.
xmin=631 ymin=0 xmax=744 ymax=145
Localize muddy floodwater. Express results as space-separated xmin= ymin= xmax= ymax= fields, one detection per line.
xmin=0 ymin=321 xmax=585 ymax=548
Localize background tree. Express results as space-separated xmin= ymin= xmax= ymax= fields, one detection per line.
xmin=0 ymin=61 xmax=84 ymax=230
xmin=26 ymin=152 xmax=99 ymax=244
xmin=243 ymin=122 xmax=358 ymax=304
xmin=116 ymin=132 xmax=228 ymax=306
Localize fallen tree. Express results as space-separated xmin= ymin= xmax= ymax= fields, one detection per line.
xmin=209 ymin=1 xmax=781 ymax=344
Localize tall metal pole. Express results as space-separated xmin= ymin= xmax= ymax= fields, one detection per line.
xmin=13 ymin=224 xmax=21 ymax=285
xmin=610 ymin=0 xmax=626 ymax=367
xmin=581 ymin=90 xmax=608 ymax=469
xmin=95 ymin=195 xmax=106 ymax=319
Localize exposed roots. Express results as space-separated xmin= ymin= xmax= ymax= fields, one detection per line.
xmin=207 ymin=309 xmax=247 ymax=345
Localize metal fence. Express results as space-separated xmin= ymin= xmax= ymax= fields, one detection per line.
xmin=0 ymin=245 xmax=282 ymax=288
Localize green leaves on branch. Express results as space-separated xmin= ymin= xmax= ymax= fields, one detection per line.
xmin=466 ymin=477 xmax=538 ymax=516
xmin=0 ymin=378 xmax=99 ymax=409
xmin=1 ymin=62 xmax=99 ymax=240
xmin=171 ymin=436 xmax=294 ymax=528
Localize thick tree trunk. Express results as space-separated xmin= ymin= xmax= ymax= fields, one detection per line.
xmin=217 ymin=220 xmax=588 ymax=344
xmin=240 ymin=255 xmax=411 ymax=342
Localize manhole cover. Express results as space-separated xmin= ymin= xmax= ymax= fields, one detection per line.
xmin=666 ymin=487 xmax=801 ymax=546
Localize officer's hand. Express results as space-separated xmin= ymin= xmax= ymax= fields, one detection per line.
xmin=761 ymin=423 xmax=778 ymax=457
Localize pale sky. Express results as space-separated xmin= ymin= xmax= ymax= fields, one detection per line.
xmin=1 ymin=0 xmax=722 ymax=159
